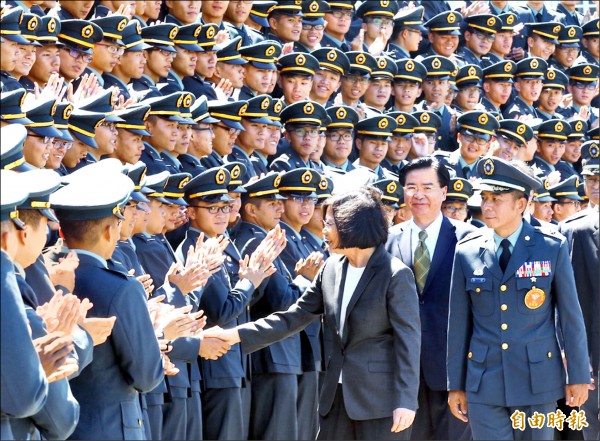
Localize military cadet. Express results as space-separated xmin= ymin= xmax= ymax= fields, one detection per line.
xmin=442 ymin=177 xmax=474 ymax=222
xmin=525 ymin=22 xmax=563 ymax=61
xmin=549 ymin=175 xmax=583 ymax=223
xmin=112 ymin=103 xmax=151 ymax=166
xmin=481 ymin=60 xmax=516 ymax=114
xmin=11 ymin=13 xmax=42 ymax=90
xmin=527 ymin=2 xmax=565 ymax=27
xmin=447 ymin=156 xmax=590 ymax=440
xmin=418 ymin=10 xmax=463 ymax=66
xmin=294 ymin=0 xmax=329 ymax=53
xmin=9 ymin=169 xmax=81 ymax=441
xmin=0 ymin=7 xmax=30 ymax=92
xmin=579 ymin=140 xmax=600 ymax=209
xmin=56 ymin=19 xmax=103 ymax=83
xmin=492 ymin=119 xmax=535 ymax=162
xmin=159 ymin=23 xmax=203 ymax=95
xmin=60 ymin=108 xmax=105 ymax=175
xmin=556 ymin=119 xmax=588 ymax=179
xmin=0 ymin=169 xmax=49 ymax=441
xmin=353 ymin=113 xmax=398 ymax=180
xmin=309 ymin=47 xmax=350 ymax=107
xmin=224 ymin=0 xmax=264 ymax=47
xmin=457 ymin=14 xmax=502 ymax=67
xmin=164 ymin=0 xmax=200 ymax=26
xmin=390 ymin=59 xmax=426 ymax=113
xmin=301 ymin=174 xmax=333 ymax=255
xmin=139 ymin=92 xmax=187 ymax=174
xmin=276 ymin=52 xmax=320 ymax=106
xmin=270 ymin=100 xmax=328 ymax=172
xmin=21 ymin=98 xmax=63 ymax=169
xmin=355 ymin=0 xmax=399 ymax=56
xmin=529 ymin=177 xmax=557 ymax=225
xmin=161 ymin=92 xmax=196 ymax=175
xmin=180 ymin=96 xmax=219 ymax=177
xmin=226 ymin=94 xmax=273 ymax=182
xmin=482 ymin=12 xmax=518 ymax=67
xmin=388 ymin=6 xmax=427 ymax=60
xmin=132 ymin=23 xmax=179 ymax=99
xmin=182 ymin=23 xmax=219 ymax=101
xmin=452 ymin=64 xmax=484 ymax=114
xmin=575 ymin=18 xmax=599 ymax=66
xmin=78 ymin=15 xmax=128 ymax=88
xmin=276 ymin=168 xmax=325 ymax=441
xmin=503 ymin=57 xmax=547 ymax=119
xmin=337 ymin=51 xmax=376 ymax=114
xmin=0 ymin=123 xmax=35 ymax=172
xmin=253 ymin=98 xmax=284 ymax=176
xmin=558 ymin=63 xmax=599 ymax=127
xmin=265 ymin=0 xmax=304 ymax=45
xmin=529 ymin=119 xmax=572 ymax=177
xmin=373 ymin=178 xmax=403 ymax=226
xmin=410 ymin=110 xmax=442 ymax=159
xmin=50 ymin=172 xmax=165 ymax=440
xmin=205 ymin=100 xmax=247 ymax=169
xmin=385 ymin=157 xmax=474 ymax=441
xmin=548 ymin=25 xmax=582 ymax=73
xmin=20 ymin=16 xmax=62 ymax=93
xmin=238 ymin=40 xmax=281 ymax=101
xmin=382 ymin=111 xmax=419 ymax=176
xmin=321 ymin=0 xmax=354 ymax=52
xmin=44 ymin=102 xmax=75 ymax=173
xmin=246 ymin=1 xmax=278 ymax=34
xmin=535 ymin=67 xmax=569 ymax=121
xmin=362 ymin=55 xmax=397 ymax=116
xmin=418 ymin=55 xmax=459 ymax=152
xmin=232 ymin=173 xmax=304 ymax=440
xmin=208 ymin=36 xmax=247 ymax=100
xmin=223 ymin=162 xmax=247 ymax=238
xmin=441 ymin=110 xmax=500 ymax=179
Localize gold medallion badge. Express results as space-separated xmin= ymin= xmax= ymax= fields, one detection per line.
xmin=524 ymin=287 xmax=545 ymax=309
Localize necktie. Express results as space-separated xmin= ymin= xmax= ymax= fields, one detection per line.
xmin=413 ymin=230 xmax=430 ymax=294
xmin=499 ymin=239 xmax=511 ymax=273
xmin=536 ymin=12 xmax=543 ymax=22
xmin=462 ymin=166 xmax=471 ymax=179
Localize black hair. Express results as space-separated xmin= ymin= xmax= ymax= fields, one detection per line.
xmin=398 ymin=156 xmax=450 ymax=188
xmin=322 ymin=186 xmax=388 ymax=249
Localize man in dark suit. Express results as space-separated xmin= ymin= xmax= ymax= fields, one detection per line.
xmin=386 ymin=157 xmax=475 ymax=440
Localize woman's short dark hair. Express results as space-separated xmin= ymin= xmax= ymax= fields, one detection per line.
xmin=322 ymin=186 xmax=388 ymax=249
xmin=398 ymin=156 xmax=450 ymax=188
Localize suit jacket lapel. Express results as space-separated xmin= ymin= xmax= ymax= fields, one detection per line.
xmin=335 ymin=259 xmax=348 ymax=331
xmin=423 ymin=217 xmax=455 ymax=292
xmin=396 ymin=225 xmax=412 ymax=267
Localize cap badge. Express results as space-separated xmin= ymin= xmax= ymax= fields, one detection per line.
xmin=327 ymin=50 xmax=337 ymax=61
xmin=183 ymin=94 xmax=193 ymax=108
xmin=568 ymin=27 xmax=576 ymax=38
xmin=301 ymin=170 xmax=313 ymax=184
xmin=432 ymin=58 xmax=441 ymax=69
xmin=216 ymin=169 xmax=227 ymax=185
xmin=168 ymin=26 xmax=178 ymax=40
xmin=135 ymin=21 xmax=142 ymax=34
xmin=575 ymin=177 xmax=580 ymax=187
xmin=309 ymin=1 xmax=319 ymax=12
xmin=483 ymin=158 xmax=495 ymax=176
xmin=478 ymin=113 xmax=489 ymax=125
xmin=236 ymin=38 xmax=242 ymax=51
xmin=355 ymin=53 xmax=366 ymax=65
xmin=583 ymin=65 xmax=592 ymax=75
xmin=63 ymin=104 xmax=73 ymax=119
xmin=487 ymin=17 xmax=496 ymax=27
xmin=405 ymin=60 xmax=414 ymax=72
xmin=50 ymin=101 xmax=58 ymax=116
xmin=206 ymin=26 xmax=216 ymax=39
xmin=454 ymin=180 xmax=464 ymax=192
xmin=319 ymin=178 xmax=328 ymax=191
xmin=547 ymin=69 xmax=556 ymax=80
xmin=555 ymin=121 xmax=564 ymax=132
xmin=273 ymin=174 xmax=282 ymax=187
xmin=82 ymin=24 xmax=94 ymax=38
xmin=296 ymin=54 xmax=306 ymax=66
xmin=530 ymin=59 xmax=539 ymax=69
xmin=517 ymin=124 xmax=526 ymax=135
xmin=274 ymin=100 xmax=283 ymax=113
xmin=194 ymin=25 xmax=201 ymax=37
xmin=117 ymin=18 xmax=127 ymax=32
xmin=589 ymin=143 xmax=599 ymax=158
xmin=239 ymin=103 xmax=248 ymax=116
xmin=386 ymin=181 xmax=397 ymax=194
xmin=506 ymin=14 xmax=515 ymax=25
xmin=265 ymin=45 xmax=276 ymax=57
xmin=544 ymin=178 xmax=550 ymax=190
xmin=27 ymin=16 xmax=38 ymax=32
xmin=447 ymin=12 xmax=456 ymax=24
xmin=552 ymin=25 xmax=561 ymax=35
xmin=48 ymin=18 xmax=56 ymax=33
xmin=575 ymin=121 xmax=583 ymax=132
xmin=336 ymin=107 xmax=347 ymax=119
xmin=378 ymin=58 xmax=387 ymax=69
xmin=397 ymin=114 xmax=406 ymax=125
xmin=420 ymin=113 xmax=430 ymax=123
xmin=381 ymin=1 xmax=390 ymax=7
xmin=231 ymin=165 xmax=241 ymax=179
xmin=304 ymin=103 xmax=314 ymax=115
xmin=378 ymin=118 xmax=388 ymax=129
xmin=504 ymin=61 xmax=513 ymax=72
xmin=468 ymin=66 xmax=477 ymax=76
xmin=261 ymin=97 xmax=270 ymax=110
xmin=178 ymin=176 xmax=190 ymax=189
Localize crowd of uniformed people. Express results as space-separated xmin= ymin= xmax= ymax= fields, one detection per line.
xmin=0 ymin=0 xmax=599 ymax=440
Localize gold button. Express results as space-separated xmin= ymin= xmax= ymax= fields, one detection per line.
xmin=475 ymin=288 xmax=481 ymax=293
xmin=468 ymin=352 xmax=473 ymax=358
xmin=501 ymin=304 xmax=508 ymax=311
xmin=501 ymin=323 xmax=508 ymax=330
xmin=500 ymin=285 xmax=507 ymax=292
xmin=502 ymin=343 xmax=509 ymax=350
xmin=547 ymin=352 xmax=552 ymax=358
xmin=138 ymin=419 xmax=142 ymax=427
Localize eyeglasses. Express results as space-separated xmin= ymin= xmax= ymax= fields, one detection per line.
xmin=498 ymin=135 xmax=522 ymax=150
xmin=61 ymin=47 xmax=93 ymax=63
xmin=53 ymin=140 xmax=73 ymax=150
xmin=192 ymin=126 xmax=213 ymax=132
xmin=442 ymin=205 xmax=468 ymax=214
xmin=29 ymin=134 xmax=55 ymax=145
xmin=458 ymin=87 xmax=481 ymax=95
xmin=330 ymin=10 xmax=353 ymax=19
xmin=289 ymin=195 xmax=317 ymax=206
xmin=404 ymin=185 xmax=441 ymax=195
xmin=556 ymin=201 xmax=580 ymax=207
xmin=97 ymin=42 xmax=125 ymax=56
xmin=99 ymin=121 xmax=117 ymax=131
xmin=190 ymin=205 xmax=233 ymax=214
xmin=558 ymin=47 xmax=579 ymax=55
xmin=472 ymin=30 xmax=495 ymax=42
xmin=152 ymin=48 xmax=176 ymax=59
xmin=585 ymin=176 xmax=600 ymax=185
xmin=344 ymin=75 xmax=369 ymax=84
xmin=326 ymin=132 xmax=353 ymax=142
xmin=215 ymin=124 xmax=240 ymax=135
xmin=322 ymin=219 xmax=336 ymax=227
xmin=231 ymin=0 xmax=252 ymax=4
xmin=368 ymin=18 xmax=394 ymax=27
xmin=573 ymin=82 xmax=597 ymax=90
xmin=405 ymin=28 xmax=422 ymax=35
xmin=291 ymin=128 xmax=320 ymax=138
xmin=302 ymin=24 xmax=325 ymax=31
xmin=460 ymin=133 xmax=488 ymax=146
xmin=425 ymin=134 xmax=437 ymax=143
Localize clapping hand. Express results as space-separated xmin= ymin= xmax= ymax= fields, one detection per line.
xmin=295 ymin=251 xmax=325 ymax=281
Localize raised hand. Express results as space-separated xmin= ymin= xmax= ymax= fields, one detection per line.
xmin=33 ymin=331 xmax=75 ymax=380
xmin=350 ymin=29 xmax=364 ymax=51
xmin=295 ymin=251 xmax=325 ymax=281
xmin=213 ymin=78 xmax=234 ymax=100
xmin=136 ymin=274 xmax=155 ymax=298
xmin=47 ymin=251 xmax=79 ymax=292
xmin=199 ymin=330 xmax=232 ymax=360
xmin=80 ymin=316 xmax=117 ymax=346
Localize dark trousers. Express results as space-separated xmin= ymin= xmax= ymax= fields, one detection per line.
xmin=582 ymin=372 xmax=599 ymax=440
xmin=410 ymin=380 xmax=471 ymax=440
xmin=202 ymin=387 xmax=244 ymax=440
xmin=162 ymin=396 xmax=187 ymax=440
xmin=250 ymin=373 xmax=298 ymax=440
xmin=468 ymin=402 xmax=556 ymax=440
xmin=317 ymin=384 xmax=411 ymax=440
xmin=186 ymin=391 xmax=202 ymax=440
xmin=241 ymin=381 xmax=252 ymax=440
xmin=298 ymin=371 xmax=320 ymax=440
xmin=147 ymin=403 xmax=163 ymax=440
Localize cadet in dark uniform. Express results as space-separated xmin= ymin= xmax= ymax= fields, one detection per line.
xmin=382 ymin=111 xmax=419 ymax=177
xmin=442 ymin=177 xmax=474 ymax=223
xmin=493 ymin=119 xmax=535 ymax=162
xmin=548 ymin=25 xmax=582 ymax=74
xmin=558 ymin=63 xmax=599 ymax=128
xmin=21 ymin=98 xmax=63 ymax=169
xmin=320 ymin=0 xmax=354 ymax=52
xmin=56 ymin=19 xmax=103 ymax=84
xmin=452 ymin=64 xmax=484 ymax=115
xmin=309 ymin=47 xmax=350 ymax=107
xmin=205 ymin=99 xmax=247 ymax=169
xmin=182 ymin=24 xmax=220 ymax=101
xmin=231 ymin=173 xmax=303 ymax=440
xmin=418 ymin=10 xmax=463 ymax=66
xmin=535 ymin=68 xmax=569 ymax=121
xmin=239 ymin=40 xmax=281 ymax=101
xmin=481 ymin=12 xmax=518 ymax=68
xmin=528 ymin=119 xmax=572 ymax=177
xmin=548 ymin=175 xmax=583 ymax=223
xmin=292 ymin=0 xmax=329 ymax=54
xmin=373 ymin=177 xmax=403 ymax=226
xmin=159 ymin=23 xmax=203 ymax=95
xmin=112 ymin=103 xmax=151 ymax=166
xmin=0 ymin=8 xmax=36 ymax=92
xmin=61 ymin=108 xmax=106 ymax=175
xmin=555 ymin=120 xmax=588 ymax=180
xmin=353 ymin=114 xmax=398 ymax=180
xmin=355 ymin=0 xmax=399 ymax=55
xmin=389 ymin=59 xmax=426 ymax=113
xmin=19 ymin=16 xmax=62 ymax=93
xmin=524 ymin=22 xmax=562 ymax=62
xmin=457 ymin=14 xmax=502 ymax=68
xmin=575 ymin=18 xmax=599 ymax=66
xmin=301 ymin=175 xmax=333 ymax=257
xmin=447 ymin=157 xmax=591 ymax=440
xmin=481 ymin=60 xmax=516 ymax=114
xmin=180 ymin=96 xmax=219 ymax=177
xmin=503 ymin=57 xmax=547 ymax=119
xmin=321 ymin=105 xmax=358 ymax=173
xmin=264 ymin=0 xmax=303 ymax=45
xmin=410 ymin=111 xmax=442 ymax=159
xmin=388 ymin=7 xmax=427 ymax=60
xmin=50 ymin=172 xmax=164 ymax=440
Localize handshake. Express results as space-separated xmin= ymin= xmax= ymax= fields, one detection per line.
xmin=200 ymin=326 xmax=242 ymax=360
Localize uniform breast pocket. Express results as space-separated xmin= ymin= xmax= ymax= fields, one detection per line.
xmin=466 ymin=340 xmax=488 ymax=393
xmin=516 ymin=277 xmax=551 ymax=315
xmin=120 ymin=400 xmax=145 ymax=439
xmin=466 ymin=278 xmax=494 ymax=316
